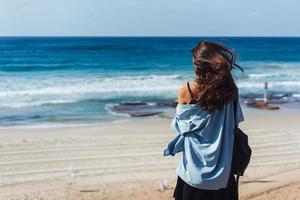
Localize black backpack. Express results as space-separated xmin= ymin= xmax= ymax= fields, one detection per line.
xmin=232 ymin=99 xmax=252 ymax=193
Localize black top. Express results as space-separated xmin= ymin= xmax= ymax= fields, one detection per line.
xmin=186 ymin=82 xmax=197 ymax=104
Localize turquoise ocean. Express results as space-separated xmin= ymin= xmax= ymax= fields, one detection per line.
xmin=1 ymin=37 xmax=300 ymax=126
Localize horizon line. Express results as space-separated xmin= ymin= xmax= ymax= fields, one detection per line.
xmin=0 ymin=35 xmax=300 ymax=38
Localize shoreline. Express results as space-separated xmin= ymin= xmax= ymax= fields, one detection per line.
xmin=1 ymin=103 xmax=300 ymax=130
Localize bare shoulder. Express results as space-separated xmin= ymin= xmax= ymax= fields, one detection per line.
xmin=177 ymin=81 xmax=198 ymax=104
xmin=177 ymin=83 xmax=189 ymax=104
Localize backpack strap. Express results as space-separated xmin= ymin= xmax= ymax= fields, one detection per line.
xmin=232 ymin=93 xmax=240 ymax=196
xmin=233 ymin=96 xmax=237 ymax=128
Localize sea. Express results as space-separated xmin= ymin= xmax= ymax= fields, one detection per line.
xmin=0 ymin=37 xmax=300 ymax=127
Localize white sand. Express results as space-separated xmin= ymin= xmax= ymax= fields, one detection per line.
xmin=0 ymin=112 xmax=299 ymax=200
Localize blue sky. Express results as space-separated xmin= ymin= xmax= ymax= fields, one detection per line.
xmin=0 ymin=0 xmax=299 ymax=36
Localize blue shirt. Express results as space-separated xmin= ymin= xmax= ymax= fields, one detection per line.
xmin=164 ymin=99 xmax=244 ymax=190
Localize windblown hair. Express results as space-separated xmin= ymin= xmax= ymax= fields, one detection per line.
xmin=191 ymin=41 xmax=243 ymax=111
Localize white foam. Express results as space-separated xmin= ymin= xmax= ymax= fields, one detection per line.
xmin=0 ymin=74 xmax=183 ymax=108
xmin=238 ymin=81 xmax=300 ymax=89
xmin=1 ymin=72 xmax=299 ymax=109
xmin=248 ymin=72 xmax=300 ymax=79
xmin=241 ymin=61 xmax=300 ymax=69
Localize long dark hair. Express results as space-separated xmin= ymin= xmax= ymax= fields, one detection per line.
xmin=191 ymin=41 xmax=243 ymax=111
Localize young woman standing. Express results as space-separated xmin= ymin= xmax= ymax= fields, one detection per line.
xmin=164 ymin=41 xmax=244 ymax=200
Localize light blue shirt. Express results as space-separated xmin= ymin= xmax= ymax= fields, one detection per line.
xmin=164 ymin=99 xmax=244 ymax=190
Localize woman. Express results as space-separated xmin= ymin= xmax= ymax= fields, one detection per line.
xmin=164 ymin=41 xmax=244 ymax=200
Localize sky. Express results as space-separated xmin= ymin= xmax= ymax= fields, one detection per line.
xmin=0 ymin=0 xmax=299 ymax=36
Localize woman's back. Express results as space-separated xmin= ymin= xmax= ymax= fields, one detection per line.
xmin=164 ymin=41 xmax=244 ymax=199
xmin=164 ymin=82 xmax=244 ymax=189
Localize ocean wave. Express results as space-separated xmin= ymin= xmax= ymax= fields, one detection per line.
xmin=238 ymin=81 xmax=300 ymax=89
xmin=239 ymin=61 xmax=300 ymax=81
xmin=0 ymin=74 xmax=182 ymax=96
xmin=241 ymin=61 xmax=300 ymax=69
xmin=0 ymin=74 xmax=183 ymax=108
xmin=247 ymin=72 xmax=300 ymax=79
xmin=0 ymin=100 xmax=79 ymax=109
xmin=1 ymin=72 xmax=299 ymax=109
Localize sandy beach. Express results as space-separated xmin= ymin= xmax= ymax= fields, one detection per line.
xmin=0 ymin=110 xmax=300 ymax=200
